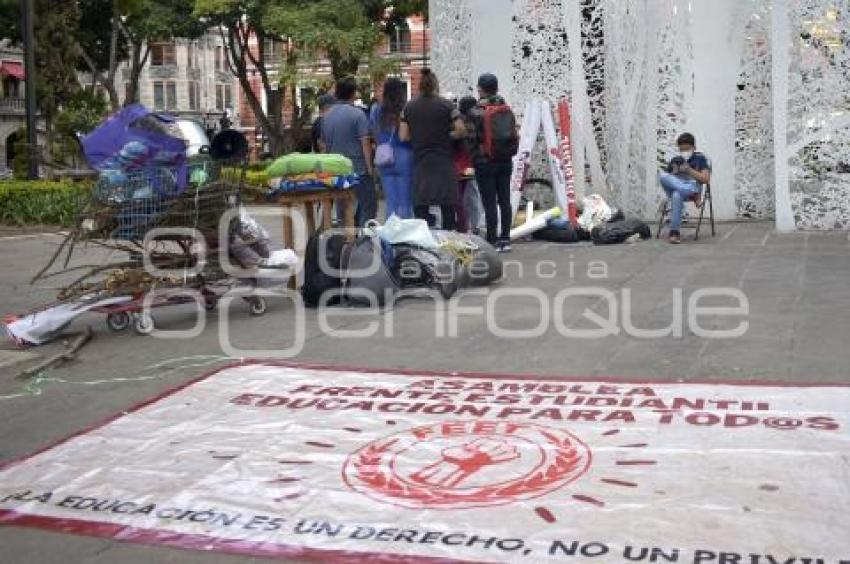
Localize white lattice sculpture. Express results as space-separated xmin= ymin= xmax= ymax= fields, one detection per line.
xmin=429 ymin=0 xmax=849 ymax=229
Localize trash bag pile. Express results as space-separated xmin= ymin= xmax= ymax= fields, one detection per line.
xmin=301 ymin=218 xmax=503 ymax=308
xmin=265 ymin=153 xmax=359 ymax=197
xmin=529 ymin=194 xmax=651 ymax=246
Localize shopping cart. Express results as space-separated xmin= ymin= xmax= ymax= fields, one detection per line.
xmin=56 ymin=134 xmax=271 ymax=335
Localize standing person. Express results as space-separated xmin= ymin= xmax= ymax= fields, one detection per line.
xmin=470 ymin=73 xmax=519 ymax=252
xmin=311 ymin=94 xmax=335 ymax=153
xmin=369 ymin=78 xmax=414 ymax=219
xmin=399 ymin=69 xmax=466 ymax=230
xmin=321 ymin=76 xmax=376 ymax=226
xmin=456 ymin=96 xmax=485 ymax=234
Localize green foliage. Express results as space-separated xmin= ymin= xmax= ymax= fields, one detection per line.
xmin=55 ymin=89 xmax=109 ymax=138
xmin=266 ymin=0 xmax=382 ymax=80
xmin=0 ymin=180 xmax=92 ymax=226
xmin=52 ymin=89 xmax=109 ymax=166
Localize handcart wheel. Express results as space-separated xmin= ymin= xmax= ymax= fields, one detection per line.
xmin=106 ymin=312 xmax=131 ymax=332
xmin=132 ymin=313 xmax=155 ymax=336
xmin=248 ymin=297 xmax=267 ymax=316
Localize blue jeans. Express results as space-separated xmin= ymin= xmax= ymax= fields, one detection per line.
xmin=337 ymin=174 xmax=377 ymax=227
xmin=378 ymin=145 xmax=414 ymax=219
xmin=659 ymin=171 xmax=698 ymax=232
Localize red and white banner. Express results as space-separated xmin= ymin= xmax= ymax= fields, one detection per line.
xmin=1 ymin=363 xmax=849 ymax=563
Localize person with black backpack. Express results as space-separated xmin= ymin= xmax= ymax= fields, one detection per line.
xmin=470 ymin=73 xmax=519 ymax=252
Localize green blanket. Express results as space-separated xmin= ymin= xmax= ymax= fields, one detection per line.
xmin=265 ymin=153 xmax=354 ymax=178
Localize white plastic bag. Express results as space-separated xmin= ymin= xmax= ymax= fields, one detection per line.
xmin=577 ymin=194 xmax=613 ymax=231
xmin=4 ymin=296 xmax=133 ymax=346
xmin=375 ymin=216 xmax=439 ymax=249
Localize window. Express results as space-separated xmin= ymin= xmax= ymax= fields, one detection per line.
xmin=215 ymin=46 xmax=224 ymax=71
xmin=3 ymin=77 xmax=21 ymax=99
xmin=216 ymin=84 xmax=234 ymax=110
xmin=153 ymin=82 xmax=165 ymax=109
xmin=388 ymin=24 xmax=411 ymax=53
xmin=153 ymin=81 xmax=177 ymax=109
xmin=188 ymin=82 xmax=199 ymax=110
xmin=187 ymin=43 xmax=195 ymax=68
xmin=263 ymin=38 xmax=276 ymax=60
xmin=150 ymin=43 xmax=176 ymax=66
xmin=166 ymin=82 xmax=177 ymax=109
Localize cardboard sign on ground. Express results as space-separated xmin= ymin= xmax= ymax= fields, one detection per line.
xmin=1 ymin=363 xmax=848 ymax=563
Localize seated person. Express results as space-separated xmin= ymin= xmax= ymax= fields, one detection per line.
xmin=659 ymin=132 xmax=711 ymax=244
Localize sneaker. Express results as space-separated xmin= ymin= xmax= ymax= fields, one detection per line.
xmin=668 ymin=231 xmax=681 ymax=244
xmin=497 ymin=239 xmax=512 ymax=253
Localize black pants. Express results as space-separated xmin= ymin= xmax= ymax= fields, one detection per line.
xmin=414 ymin=205 xmax=456 ymax=231
xmin=475 ymin=160 xmax=513 ymax=243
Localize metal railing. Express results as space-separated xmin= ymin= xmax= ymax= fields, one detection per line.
xmin=0 ymin=97 xmax=25 ymax=112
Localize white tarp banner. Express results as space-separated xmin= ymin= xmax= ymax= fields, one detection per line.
xmin=1 ymin=363 xmax=848 ymax=563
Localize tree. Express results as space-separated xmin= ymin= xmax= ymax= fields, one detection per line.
xmin=194 ymin=0 xmax=292 ymax=155
xmin=77 ymin=0 xmax=204 ymax=110
xmin=269 ymin=0 xmax=427 ymax=82
xmin=52 ymin=88 xmax=109 ymax=166
xmin=269 ymin=1 xmax=381 ymax=81
xmin=193 ymin=0 xmax=429 ymax=156
xmin=119 ymin=0 xmax=206 ymax=105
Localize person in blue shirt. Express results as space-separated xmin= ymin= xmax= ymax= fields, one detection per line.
xmin=322 ymin=76 xmax=376 ymax=226
xmin=369 ymin=78 xmax=414 ymax=219
xmin=658 ymin=132 xmax=711 ymax=244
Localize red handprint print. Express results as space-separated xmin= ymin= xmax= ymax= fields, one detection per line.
xmin=409 ymin=437 xmax=520 ymax=488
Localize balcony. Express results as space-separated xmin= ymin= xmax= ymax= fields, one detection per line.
xmin=384 ymin=40 xmax=429 ymax=59
xmin=148 ymin=65 xmax=179 ymax=79
xmin=0 ymin=97 xmax=24 ymax=114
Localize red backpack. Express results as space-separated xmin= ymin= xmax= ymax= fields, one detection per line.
xmin=482 ymin=103 xmax=519 ymax=162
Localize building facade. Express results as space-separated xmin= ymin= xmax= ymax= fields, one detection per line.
xmin=121 ymin=33 xmax=241 ymax=135
xmin=0 ymin=41 xmax=26 ymax=168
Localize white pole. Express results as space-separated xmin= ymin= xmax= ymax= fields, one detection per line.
xmin=771 ymin=0 xmax=796 ymax=232
xmin=644 ymin=0 xmax=660 ymax=217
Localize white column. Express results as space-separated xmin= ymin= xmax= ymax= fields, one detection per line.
xmin=469 ymin=0 xmax=514 ymax=103
xmin=771 ymin=0 xmax=795 ymax=232
xmin=564 ymin=0 xmax=589 ymax=197
xmin=644 ymin=0 xmax=661 ymax=215
xmin=688 ymin=0 xmax=741 ymax=221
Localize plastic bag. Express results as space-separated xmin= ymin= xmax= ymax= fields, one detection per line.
xmin=376 ymin=216 xmax=439 ymax=250
xmin=591 ymin=218 xmax=652 ymax=245
xmin=577 ymin=194 xmax=613 ymax=231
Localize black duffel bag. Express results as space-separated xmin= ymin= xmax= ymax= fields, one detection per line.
xmin=591 ymin=218 xmax=651 ymax=245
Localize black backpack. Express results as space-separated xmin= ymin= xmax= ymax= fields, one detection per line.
xmin=302 ymin=230 xmax=349 ymax=307
xmin=482 ymin=103 xmax=520 ymax=162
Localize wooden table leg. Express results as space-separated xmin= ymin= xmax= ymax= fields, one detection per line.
xmin=282 ymin=208 xmax=296 ymax=290
xmin=321 ymin=198 xmax=333 ymax=230
xmin=343 ymin=195 xmax=356 ymax=232
xmin=304 ymin=202 xmax=316 ymax=238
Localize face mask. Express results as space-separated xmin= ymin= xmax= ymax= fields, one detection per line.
xmin=680 ymin=150 xmax=694 ymax=161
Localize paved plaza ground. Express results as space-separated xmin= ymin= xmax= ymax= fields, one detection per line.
xmin=0 ymin=217 xmax=848 ymax=562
